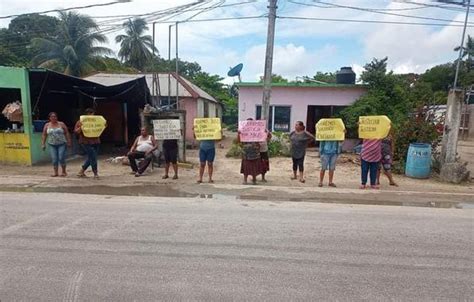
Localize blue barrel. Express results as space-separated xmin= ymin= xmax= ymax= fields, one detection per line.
xmin=405 ymin=143 xmax=431 ymax=179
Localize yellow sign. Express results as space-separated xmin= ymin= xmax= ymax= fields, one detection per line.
xmin=358 ymin=115 xmax=391 ymax=139
xmin=80 ymin=115 xmax=107 ymax=138
xmin=0 ymin=133 xmax=31 ymax=165
xmin=316 ymin=118 xmax=345 ymax=141
xmin=194 ymin=118 xmax=222 ymax=140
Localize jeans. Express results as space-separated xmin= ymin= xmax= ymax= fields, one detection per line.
xmin=49 ymin=143 xmax=67 ymax=168
xmin=128 ymin=151 xmax=153 ymax=174
xmin=361 ymin=159 xmax=378 ymax=186
xmin=82 ymin=144 xmax=99 ymax=173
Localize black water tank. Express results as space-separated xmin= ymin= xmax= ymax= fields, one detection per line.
xmin=336 ymin=67 xmax=356 ymax=84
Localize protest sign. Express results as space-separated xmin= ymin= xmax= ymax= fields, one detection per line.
xmin=193 ymin=118 xmax=222 ymax=140
xmin=153 ymin=119 xmax=182 ymax=140
xmin=315 ymin=118 xmax=345 ymax=141
xmin=238 ymin=120 xmax=267 ymax=142
xmin=80 ymin=115 xmax=106 ymax=138
xmin=358 ymin=115 xmax=391 ymax=139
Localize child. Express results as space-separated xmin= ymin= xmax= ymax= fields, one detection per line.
xmin=377 ymin=133 xmax=398 ymax=186
xmin=318 ymin=140 xmax=342 ymax=187
xmin=360 ymin=139 xmax=382 ymax=189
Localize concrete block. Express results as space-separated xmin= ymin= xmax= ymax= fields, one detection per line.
xmin=440 ymin=162 xmax=471 ymax=184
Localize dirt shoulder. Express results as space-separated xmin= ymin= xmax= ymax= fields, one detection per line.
xmin=0 ymin=132 xmax=472 ymax=206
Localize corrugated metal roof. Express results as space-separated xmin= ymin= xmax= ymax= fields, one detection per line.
xmin=84 ymin=73 xmax=218 ymax=103
xmin=237 ymin=82 xmax=366 ymax=88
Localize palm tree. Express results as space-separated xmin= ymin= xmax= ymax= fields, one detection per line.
xmin=115 ymin=18 xmax=156 ymax=71
xmin=454 ymin=35 xmax=474 ymax=71
xmin=31 ymin=11 xmax=112 ymax=76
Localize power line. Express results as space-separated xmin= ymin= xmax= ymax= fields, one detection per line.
xmin=0 ymin=0 xmax=132 ymax=20
xmin=309 ymin=0 xmax=474 ymax=25
xmin=288 ymin=0 xmax=431 ymax=11
xmin=278 ymin=15 xmax=474 ymax=27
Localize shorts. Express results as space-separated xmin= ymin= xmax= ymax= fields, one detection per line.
xmin=199 ymin=148 xmax=216 ymax=163
xmin=379 ymin=154 xmax=392 ymax=171
xmin=163 ymin=147 xmax=178 ymax=164
xmin=321 ymin=154 xmax=338 ymax=171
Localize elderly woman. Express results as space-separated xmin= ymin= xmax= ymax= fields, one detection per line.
xmin=41 ymin=112 xmax=72 ymax=177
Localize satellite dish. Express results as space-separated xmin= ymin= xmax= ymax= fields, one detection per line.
xmin=227 ymin=63 xmax=243 ymax=82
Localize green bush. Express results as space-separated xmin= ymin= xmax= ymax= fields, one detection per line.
xmin=393 ymin=117 xmax=439 ymax=162
xmin=269 ymin=132 xmax=291 ymax=157
xmin=225 ymin=142 xmax=242 ymax=158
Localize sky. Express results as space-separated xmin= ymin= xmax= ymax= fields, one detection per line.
xmin=0 ymin=0 xmax=472 ymax=84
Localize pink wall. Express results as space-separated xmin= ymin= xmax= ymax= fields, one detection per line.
xmin=238 ymin=86 xmax=366 ymax=127
xmin=181 ymin=98 xmax=196 ymax=141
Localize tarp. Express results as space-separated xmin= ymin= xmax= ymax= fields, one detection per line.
xmin=29 ymin=69 xmax=152 ymax=110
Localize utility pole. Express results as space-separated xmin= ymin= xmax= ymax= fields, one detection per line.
xmin=453 ymin=0 xmax=471 ymax=89
xmin=261 ymin=0 xmax=277 ymax=124
xmin=175 ymin=22 xmax=179 ymax=109
xmin=441 ymin=0 xmax=471 ymax=165
xmin=168 ymin=24 xmax=172 ymax=108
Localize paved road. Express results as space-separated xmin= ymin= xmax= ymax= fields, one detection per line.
xmin=0 ymin=192 xmax=472 ymax=301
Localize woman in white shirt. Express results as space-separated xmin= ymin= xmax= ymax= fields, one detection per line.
xmin=127 ymin=127 xmax=158 ymax=177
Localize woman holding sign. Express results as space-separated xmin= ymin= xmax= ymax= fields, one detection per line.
xmin=289 ymin=121 xmax=315 ymax=183
xmin=41 ymin=112 xmax=72 ymax=177
xmin=237 ymin=118 xmax=262 ymax=185
xmin=74 ymin=108 xmax=103 ymax=179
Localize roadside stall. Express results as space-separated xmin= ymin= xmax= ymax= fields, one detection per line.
xmin=0 ymin=66 xmax=151 ymax=165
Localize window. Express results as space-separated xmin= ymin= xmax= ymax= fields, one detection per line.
xmin=256 ymin=105 xmax=291 ymax=132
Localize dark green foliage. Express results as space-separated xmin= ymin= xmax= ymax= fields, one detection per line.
xmin=313 ymin=71 xmax=337 ymax=83
xmin=31 ymin=12 xmax=112 ymax=76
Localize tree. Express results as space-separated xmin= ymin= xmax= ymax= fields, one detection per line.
xmin=116 ymin=18 xmax=156 ymax=71
xmin=339 ymin=57 xmax=410 ymax=133
xmin=312 ymin=71 xmax=336 ymax=83
xmin=8 ymin=14 xmax=59 ymax=62
xmin=454 ymin=35 xmax=473 ymax=61
xmin=31 ymin=11 xmax=112 ymax=76
xmin=258 ymin=74 xmax=288 ymax=83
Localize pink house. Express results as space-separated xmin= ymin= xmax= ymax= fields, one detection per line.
xmin=237 ymin=82 xmax=367 ymax=135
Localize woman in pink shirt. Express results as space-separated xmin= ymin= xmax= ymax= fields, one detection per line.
xmin=360 ymin=139 xmax=382 ymax=189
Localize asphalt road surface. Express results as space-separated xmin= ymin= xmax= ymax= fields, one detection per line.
xmin=0 ymin=192 xmax=472 ymax=301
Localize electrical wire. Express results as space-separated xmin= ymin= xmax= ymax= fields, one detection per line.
xmin=288 ymin=0 xmax=431 ymax=11
xmin=0 ymin=1 xmax=131 ymax=20
xmin=278 ymin=15 xmax=474 ymax=27
xmin=308 ymin=0 xmax=474 ymax=25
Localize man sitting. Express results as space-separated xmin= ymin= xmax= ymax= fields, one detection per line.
xmin=127 ymin=127 xmax=158 ymax=177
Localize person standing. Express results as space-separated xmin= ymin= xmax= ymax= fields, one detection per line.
xmin=162 ymin=138 xmax=179 ymax=180
xmin=289 ymin=121 xmax=315 ymax=183
xmin=377 ymin=133 xmax=398 ymax=186
xmin=360 ymin=139 xmax=382 ymax=189
xmin=41 ymin=112 xmax=72 ymax=177
xmin=318 ymin=140 xmax=342 ymax=187
xmin=127 ymin=127 xmax=158 ymax=177
xmin=259 ymin=130 xmax=272 ymax=182
xmin=74 ymin=108 xmax=102 ymax=179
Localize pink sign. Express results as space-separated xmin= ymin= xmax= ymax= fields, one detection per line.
xmin=239 ymin=120 xmax=267 ymax=142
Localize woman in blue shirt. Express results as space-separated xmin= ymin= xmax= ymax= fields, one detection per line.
xmin=318 ymin=140 xmax=342 ymax=187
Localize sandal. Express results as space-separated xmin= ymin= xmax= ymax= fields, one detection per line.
xmin=390 ymin=182 xmax=399 ymax=187
xmin=370 ymin=185 xmax=380 ymax=190
xmin=197 ymin=180 xmax=203 ymax=184
xmin=359 ymin=185 xmax=367 ymax=190
xmin=162 ymin=175 xmax=169 ymax=179
xmin=51 ymin=174 xmax=58 ymax=177
xmin=209 ymin=180 xmax=214 ymax=183
xmin=329 ymin=183 xmax=337 ymax=188
xmin=291 ymin=177 xmax=298 ymax=180
xmin=318 ymin=183 xmax=323 ymax=187
xmin=299 ymin=179 xmax=306 ymax=183
xmin=172 ymin=175 xmax=178 ymax=180
xmin=77 ymin=173 xmax=86 ymax=178
xmin=60 ymin=173 xmax=67 ymax=177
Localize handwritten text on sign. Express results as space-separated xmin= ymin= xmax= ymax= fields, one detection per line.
xmin=153 ymin=119 xmax=182 ymax=140
xmin=238 ymin=120 xmax=267 ymax=142
xmin=358 ymin=115 xmax=391 ymax=139
xmin=80 ymin=115 xmax=106 ymax=138
xmin=194 ymin=118 xmax=222 ymax=140
xmin=316 ymin=118 xmax=345 ymax=141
